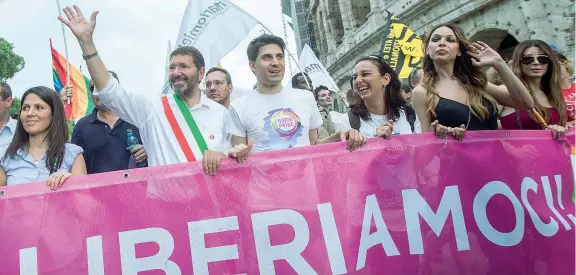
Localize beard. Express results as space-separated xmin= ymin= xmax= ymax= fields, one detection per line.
xmin=171 ymin=72 xmax=200 ymax=96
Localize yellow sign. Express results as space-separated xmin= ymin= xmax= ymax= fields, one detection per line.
xmin=381 ymin=16 xmax=423 ymax=79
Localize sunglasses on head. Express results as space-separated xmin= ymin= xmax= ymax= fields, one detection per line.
xmin=521 ymin=55 xmax=550 ymax=65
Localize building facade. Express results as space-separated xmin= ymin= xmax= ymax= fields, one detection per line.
xmin=307 ymin=0 xmax=575 ymax=91
xmin=285 ymin=0 xmax=320 ymax=56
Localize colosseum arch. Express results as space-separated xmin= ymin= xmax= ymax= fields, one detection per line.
xmin=469 ymin=28 xmax=519 ymax=61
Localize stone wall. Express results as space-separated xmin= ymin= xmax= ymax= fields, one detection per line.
xmin=306 ymin=0 xmax=575 ymax=91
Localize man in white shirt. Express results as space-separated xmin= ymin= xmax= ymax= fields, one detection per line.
xmin=58 ymin=5 xmax=247 ymax=175
xmin=0 ymin=82 xmax=16 ymax=147
xmin=226 ymin=34 xmax=365 ymax=160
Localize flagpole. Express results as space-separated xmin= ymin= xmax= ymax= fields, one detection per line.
xmin=379 ymin=10 xmax=393 ymax=58
xmin=55 ymin=0 xmax=71 ymax=104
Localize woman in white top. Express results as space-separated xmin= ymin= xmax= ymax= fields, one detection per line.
xmin=334 ymin=55 xmax=422 ymax=138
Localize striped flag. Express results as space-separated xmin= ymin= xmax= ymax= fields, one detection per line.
xmin=50 ymin=39 xmax=94 ymax=120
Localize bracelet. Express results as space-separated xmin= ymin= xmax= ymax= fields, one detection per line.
xmin=83 ymin=51 xmax=98 ymax=60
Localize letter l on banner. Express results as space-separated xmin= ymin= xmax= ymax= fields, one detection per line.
xmin=176 ymin=0 xmax=259 ymax=71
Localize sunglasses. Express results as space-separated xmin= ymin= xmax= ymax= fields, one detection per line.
xmin=521 ymin=55 xmax=550 ymax=65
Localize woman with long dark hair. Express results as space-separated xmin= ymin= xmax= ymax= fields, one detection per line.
xmin=334 ymin=55 xmax=421 ymax=138
xmin=500 ymin=40 xmax=567 ymax=137
xmin=0 ymin=86 xmax=86 ymax=189
xmin=411 ymin=23 xmax=534 ymax=140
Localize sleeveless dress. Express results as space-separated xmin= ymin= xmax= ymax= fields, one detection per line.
xmin=500 ymin=108 xmax=561 ymax=129
xmin=432 ymin=97 xmax=498 ymax=130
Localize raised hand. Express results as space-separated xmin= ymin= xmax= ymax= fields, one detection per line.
xmin=59 ymin=85 xmax=72 ymax=104
xmin=58 ymin=5 xmax=99 ymax=42
xmin=466 ymin=41 xmax=504 ymax=68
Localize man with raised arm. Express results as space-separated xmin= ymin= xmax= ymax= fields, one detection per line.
xmin=58 ymin=5 xmax=247 ymax=175
xmin=226 ymin=34 xmax=366 ymax=162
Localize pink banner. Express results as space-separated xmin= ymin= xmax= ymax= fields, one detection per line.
xmin=0 ymin=130 xmax=574 ymax=275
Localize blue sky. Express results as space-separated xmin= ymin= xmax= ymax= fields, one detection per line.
xmin=0 ymin=0 xmax=298 ymax=98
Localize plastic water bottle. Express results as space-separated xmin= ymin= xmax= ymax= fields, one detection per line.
xmin=127 ymin=129 xmax=147 ymax=168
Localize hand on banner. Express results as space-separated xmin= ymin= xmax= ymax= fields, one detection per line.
xmin=466 ymin=41 xmax=504 ymax=68
xmin=340 ymin=129 xmax=366 ymax=151
xmin=59 ymin=85 xmax=72 ymax=104
xmin=547 ymin=124 xmax=567 ymax=140
xmin=203 ymin=150 xmax=223 ymax=176
xmin=47 ymin=171 xmax=72 ymax=191
xmin=229 ymin=140 xmax=254 ymax=164
xmin=430 ymin=120 xmax=466 ymax=141
xmin=58 ymin=5 xmax=99 ymax=42
xmin=129 ymin=145 xmax=147 ymax=163
xmin=376 ymin=120 xmax=394 ymax=139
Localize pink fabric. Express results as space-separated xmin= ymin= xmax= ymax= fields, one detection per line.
xmin=0 ymin=130 xmax=574 ymax=275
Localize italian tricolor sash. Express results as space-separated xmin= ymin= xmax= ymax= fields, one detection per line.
xmin=161 ymin=94 xmax=209 ymax=161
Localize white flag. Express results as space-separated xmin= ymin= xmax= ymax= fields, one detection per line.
xmin=162 ymin=40 xmax=173 ymax=95
xmin=176 ymin=0 xmax=258 ymax=70
xmin=298 ymin=44 xmax=339 ymax=92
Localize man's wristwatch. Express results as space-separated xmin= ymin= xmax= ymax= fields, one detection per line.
xmin=83 ymin=51 xmax=98 ymax=60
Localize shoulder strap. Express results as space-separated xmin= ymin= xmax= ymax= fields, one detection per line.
xmin=405 ymin=105 xmax=416 ymax=132
xmin=347 ymin=110 xmax=361 ymax=131
xmin=514 ymin=109 xmax=523 ymax=130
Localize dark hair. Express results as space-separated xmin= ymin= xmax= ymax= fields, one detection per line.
xmin=4 ymin=86 xmax=68 ymax=173
xmin=247 ymin=34 xmax=286 ymax=62
xmin=408 ymin=69 xmax=422 ymax=88
xmin=313 ymin=85 xmax=329 ymax=100
xmin=400 ymin=83 xmax=412 ymax=93
xmin=350 ymin=55 xmax=406 ymax=121
xmin=556 ymin=52 xmax=568 ymax=61
xmin=90 ymin=71 xmax=119 ymax=92
xmin=206 ymin=67 xmax=232 ymax=84
xmin=170 ymin=46 xmax=205 ymax=70
xmin=0 ymin=82 xmax=12 ymax=100
xmin=291 ymin=72 xmax=311 ymax=88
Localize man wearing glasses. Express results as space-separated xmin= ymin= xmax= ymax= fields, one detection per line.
xmin=205 ymin=67 xmax=233 ymax=109
xmin=60 ymin=71 xmax=147 ymax=174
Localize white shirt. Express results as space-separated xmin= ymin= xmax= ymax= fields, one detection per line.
xmin=333 ymin=110 xmax=421 ymax=137
xmin=226 ymin=87 xmax=323 ymax=152
xmin=93 ymin=74 xmax=230 ymax=166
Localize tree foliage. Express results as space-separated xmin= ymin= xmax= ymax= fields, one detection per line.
xmin=9 ymin=96 xmax=20 ymax=119
xmin=0 ymin=38 xmax=25 ymax=81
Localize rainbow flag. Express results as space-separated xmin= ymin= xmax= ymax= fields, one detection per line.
xmin=50 ymin=39 xmax=94 ymax=120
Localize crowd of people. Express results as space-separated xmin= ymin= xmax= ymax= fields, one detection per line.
xmin=0 ymin=5 xmax=573 ymax=189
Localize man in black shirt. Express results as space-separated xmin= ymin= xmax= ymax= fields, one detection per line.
xmin=64 ymin=72 xmax=147 ymax=174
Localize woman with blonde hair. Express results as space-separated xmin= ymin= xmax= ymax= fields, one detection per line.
xmin=500 ymin=40 xmax=567 ymax=137
xmin=412 ymin=23 xmax=534 ymax=140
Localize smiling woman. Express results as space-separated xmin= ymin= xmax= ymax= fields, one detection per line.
xmin=0 ymin=86 xmax=86 ymax=189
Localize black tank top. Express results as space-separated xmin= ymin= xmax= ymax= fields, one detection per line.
xmin=433 ymin=97 xmax=498 ymax=131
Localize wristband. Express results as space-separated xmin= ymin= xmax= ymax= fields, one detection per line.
xmin=83 ymin=51 xmax=98 ymax=60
